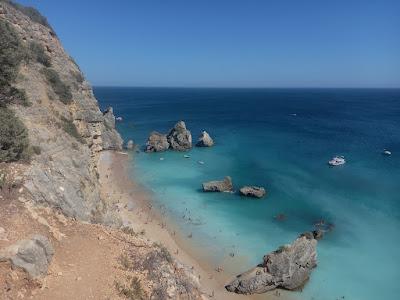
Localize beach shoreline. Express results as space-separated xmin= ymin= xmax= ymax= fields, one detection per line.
xmin=98 ymin=150 xmax=290 ymax=300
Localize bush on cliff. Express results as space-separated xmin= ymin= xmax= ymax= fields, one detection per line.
xmin=59 ymin=116 xmax=85 ymax=144
xmin=41 ymin=68 xmax=72 ymax=104
xmin=1 ymin=0 xmax=55 ymax=33
xmin=29 ymin=42 xmax=51 ymax=67
xmin=0 ymin=107 xmax=30 ymax=162
xmin=0 ymin=19 xmax=28 ymax=106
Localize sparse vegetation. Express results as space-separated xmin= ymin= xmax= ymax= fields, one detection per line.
xmin=41 ymin=68 xmax=72 ymax=104
xmin=59 ymin=116 xmax=85 ymax=143
xmin=2 ymin=0 xmax=55 ymax=32
xmin=0 ymin=107 xmax=30 ymax=162
xmin=29 ymin=42 xmax=51 ymax=67
xmin=122 ymin=227 xmax=146 ymax=237
xmin=115 ymin=277 xmax=146 ymax=300
xmin=0 ymin=18 xmax=28 ymax=106
xmin=31 ymin=145 xmax=41 ymax=155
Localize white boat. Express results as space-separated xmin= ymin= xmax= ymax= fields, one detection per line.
xmin=328 ymin=156 xmax=346 ymax=166
xmin=183 ymin=154 xmax=190 ymax=158
xmin=383 ymin=149 xmax=392 ymax=156
xmin=198 ymin=160 xmax=205 ymax=165
xmin=159 ymin=157 xmax=164 ymax=161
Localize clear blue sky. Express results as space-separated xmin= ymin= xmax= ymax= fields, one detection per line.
xmin=18 ymin=0 xmax=400 ymax=87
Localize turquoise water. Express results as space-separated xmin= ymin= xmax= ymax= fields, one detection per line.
xmin=95 ymin=87 xmax=400 ymax=300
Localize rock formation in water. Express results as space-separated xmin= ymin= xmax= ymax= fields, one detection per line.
xmin=167 ymin=121 xmax=192 ymax=151
xmin=146 ymin=131 xmax=170 ymax=152
xmin=0 ymin=234 xmax=54 ymax=278
xmin=239 ymin=186 xmax=266 ymax=198
xmin=225 ymin=232 xmax=318 ymax=294
xmin=126 ymin=139 xmax=134 ymax=150
xmin=202 ymin=176 xmax=233 ymax=192
xmin=196 ymin=130 xmax=214 ymax=147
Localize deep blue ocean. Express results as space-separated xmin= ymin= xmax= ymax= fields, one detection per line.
xmin=95 ymin=87 xmax=400 ymax=300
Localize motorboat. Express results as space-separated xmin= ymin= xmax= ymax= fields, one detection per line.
xmin=183 ymin=154 xmax=190 ymax=158
xmin=328 ymin=156 xmax=345 ymax=166
xmin=383 ymin=149 xmax=392 ymax=156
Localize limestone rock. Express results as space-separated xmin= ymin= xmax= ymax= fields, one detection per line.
xmin=126 ymin=140 xmax=134 ymax=150
xmin=239 ymin=186 xmax=266 ymax=198
xmin=225 ymin=232 xmax=318 ymax=294
xmin=167 ymin=121 xmax=192 ymax=151
xmin=146 ymin=132 xmax=170 ymax=152
xmin=103 ymin=107 xmax=116 ymax=129
xmin=0 ymin=235 xmax=54 ymax=278
xmin=102 ymin=129 xmax=123 ymax=150
xmin=202 ymin=176 xmax=233 ymax=192
xmin=196 ymin=131 xmax=214 ymax=147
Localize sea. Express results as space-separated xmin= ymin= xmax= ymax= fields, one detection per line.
xmin=95 ymin=87 xmax=400 ymax=300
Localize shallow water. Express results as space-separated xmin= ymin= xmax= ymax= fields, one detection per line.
xmin=95 ymin=87 xmax=400 ymax=300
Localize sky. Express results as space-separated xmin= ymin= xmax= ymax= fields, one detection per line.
xmin=17 ymin=0 xmax=400 ymax=88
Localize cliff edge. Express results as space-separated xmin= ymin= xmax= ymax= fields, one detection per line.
xmin=0 ymin=0 xmax=123 ymax=221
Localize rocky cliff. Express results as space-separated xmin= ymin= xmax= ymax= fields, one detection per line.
xmin=0 ymin=0 xmax=123 ymax=221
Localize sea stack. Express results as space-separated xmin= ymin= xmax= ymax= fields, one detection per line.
xmin=167 ymin=121 xmax=192 ymax=151
xmin=202 ymin=176 xmax=233 ymax=192
xmin=239 ymin=186 xmax=266 ymax=198
xmin=196 ymin=131 xmax=214 ymax=147
xmin=145 ymin=132 xmax=170 ymax=152
xmin=225 ymin=232 xmax=318 ymax=294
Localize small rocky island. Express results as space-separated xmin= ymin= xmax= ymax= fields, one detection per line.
xmin=202 ymin=176 xmax=233 ymax=192
xmin=196 ymin=131 xmax=214 ymax=147
xmin=145 ymin=121 xmax=192 ymax=152
xmin=225 ymin=231 xmax=318 ymax=294
xmin=239 ymin=186 xmax=266 ymax=198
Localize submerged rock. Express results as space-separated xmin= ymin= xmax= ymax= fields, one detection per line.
xmin=225 ymin=232 xmax=318 ymax=294
xmin=167 ymin=121 xmax=192 ymax=151
xmin=202 ymin=176 xmax=233 ymax=192
xmin=239 ymin=186 xmax=266 ymax=198
xmin=196 ymin=131 xmax=214 ymax=147
xmin=126 ymin=140 xmax=134 ymax=150
xmin=146 ymin=132 xmax=170 ymax=152
xmin=0 ymin=235 xmax=54 ymax=278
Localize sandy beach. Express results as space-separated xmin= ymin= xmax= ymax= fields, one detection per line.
xmin=98 ymin=150 xmax=292 ymax=300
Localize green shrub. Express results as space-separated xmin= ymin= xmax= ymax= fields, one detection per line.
xmin=29 ymin=42 xmax=51 ymax=67
xmin=0 ymin=107 xmax=30 ymax=162
xmin=0 ymin=19 xmax=28 ymax=106
xmin=60 ymin=116 xmax=85 ymax=143
xmin=2 ymin=0 xmax=55 ymax=33
xmin=41 ymin=68 xmax=72 ymax=104
xmin=115 ymin=277 xmax=146 ymax=300
xmin=31 ymin=145 xmax=41 ymax=155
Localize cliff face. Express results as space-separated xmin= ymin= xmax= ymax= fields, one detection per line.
xmin=0 ymin=1 xmax=123 ymax=221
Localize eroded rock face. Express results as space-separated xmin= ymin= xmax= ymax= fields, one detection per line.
xmin=202 ymin=176 xmax=233 ymax=192
xmin=239 ymin=186 xmax=266 ymax=198
xmin=196 ymin=131 xmax=214 ymax=147
xmin=167 ymin=121 xmax=192 ymax=151
xmin=0 ymin=235 xmax=54 ymax=278
xmin=146 ymin=132 xmax=170 ymax=152
xmin=0 ymin=1 xmax=123 ymax=220
xmin=225 ymin=232 xmax=318 ymax=294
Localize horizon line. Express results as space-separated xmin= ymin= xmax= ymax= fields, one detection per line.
xmin=92 ymin=85 xmax=400 ymax=89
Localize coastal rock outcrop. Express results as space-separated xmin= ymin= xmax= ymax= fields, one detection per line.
xmin=196 ymin=131 xmax=214 ymax=147
xmin=0 ymin=235 xmax=54 ymax=278
xmin=239 ymin=186 xmax=266 ymax=198
xmin=202 ymin=176 xmax=233 ymax=192
xmin=167 ymin=121 xmax=192 ymax=151
xmin=0 ymin=0 xmax=123 ymax=220
xmin=146 ymin=132 xmax=170 ymax=152
xmin=126 ymin=140 xmax=134 ymax=150
xmin=225 ymin=232 xmax=318 ymax=294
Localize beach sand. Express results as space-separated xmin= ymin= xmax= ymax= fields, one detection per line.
xmin=99 ymin=150 xmax=292 ymax=300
